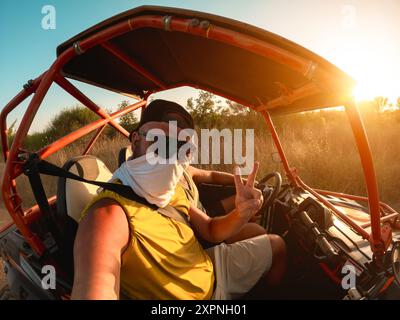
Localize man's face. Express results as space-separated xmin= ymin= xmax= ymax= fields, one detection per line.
xmin=130 ymin=121 xmax=185 ymax=159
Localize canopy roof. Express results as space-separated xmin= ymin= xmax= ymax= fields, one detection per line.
xmin=57 ymin=6 xmax=355 ymax=115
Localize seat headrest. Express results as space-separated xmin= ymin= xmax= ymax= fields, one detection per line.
xmin=57 ymin=155 xmax=112 ymax=222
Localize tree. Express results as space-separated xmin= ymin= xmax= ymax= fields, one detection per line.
xmin=186 ymin=91 xmax=223 ymax=127
xmin=225 ymin=100 xmax=246 ymax=115
xmin=45 ymin=105 xmax=99 ymax=142
xmin=118 ymin=100 xmax=138 ymax=132
xmin=21 ymin=105 xmax=100 ymax=150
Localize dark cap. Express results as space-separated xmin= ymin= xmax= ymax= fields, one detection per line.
xmin=138 ymin=99 xmax=194 ymax=130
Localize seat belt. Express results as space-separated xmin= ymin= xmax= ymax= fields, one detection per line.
xmin=24 ymin=154 xmax=190 ymax=227
xmin=23 ymin=156 xmax=63 ymax=248
xmin=157 ymin=206 xmax=190 ymax=227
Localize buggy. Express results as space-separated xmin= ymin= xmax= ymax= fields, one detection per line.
xmin=1 ymin=6 xmax=400 ymax=299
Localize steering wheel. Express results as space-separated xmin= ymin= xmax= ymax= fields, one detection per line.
xmin=257 ymin=172 xmax=282 ymax=229
xmin=258 ymin=172 xmax=282 ymax=208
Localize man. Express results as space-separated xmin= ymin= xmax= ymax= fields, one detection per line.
xmin=71 ymin=99 xmax=286 ymax=300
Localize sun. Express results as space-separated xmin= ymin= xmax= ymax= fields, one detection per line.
xmin=332 ymin=44 xmax=400 ymax=104
xmin=348 ymin=56 xmax=399 ymax=103
xmin=352 ymin=75 xmax=399 ymax=104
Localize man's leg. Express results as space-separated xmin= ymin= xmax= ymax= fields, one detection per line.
xmin=225 ymin=223 xmax=266 ymax=244
xmin=264 ymin=234 xmax=287 ymax=286
xmin=213 ymin=191 xmax=287 ymax=289
xmin=208 ymin=233 xmax=286 ymax=299
xmin=241 ymin=233 xmax=287 ymax=299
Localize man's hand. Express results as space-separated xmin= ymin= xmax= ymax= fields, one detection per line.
xmin=189 ymin=162 xmax=264 ymax=244
xmin=233 ymin=162 xmax=263 ymax=222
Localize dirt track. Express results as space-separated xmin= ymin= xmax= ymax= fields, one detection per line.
xmin=0 ymin=260 xmax=6 ymax=291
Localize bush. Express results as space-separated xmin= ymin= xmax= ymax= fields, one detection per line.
xmin=26 ymin=102 xmax=139 ymax=148
xmin=118 ymin=100 xmax=138 ymax=133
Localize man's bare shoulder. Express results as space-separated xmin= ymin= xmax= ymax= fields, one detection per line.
xmin=78 ymin=197 xmax=129 ymax=245
xmin=87 ymin=197 xmax=125 ymax=214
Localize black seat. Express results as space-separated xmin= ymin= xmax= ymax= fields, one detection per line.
xmin=118 ymin=145 xmax=133 ymax=167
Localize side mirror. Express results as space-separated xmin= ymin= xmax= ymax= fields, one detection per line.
xmin=391 ymin=241 xmax=400 ymax=286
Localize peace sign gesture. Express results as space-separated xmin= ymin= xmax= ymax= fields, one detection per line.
xmin=233 ymin=162 xmax=264 ymax=221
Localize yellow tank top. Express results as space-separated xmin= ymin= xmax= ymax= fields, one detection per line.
xmin=80 ymin=184 xmax=214 ymax=300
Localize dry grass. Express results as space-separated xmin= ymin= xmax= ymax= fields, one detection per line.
xmin=0 ymin=109 xmax=399 ymax=226
xmin=194 ymin=109 xmax=400 ymax=211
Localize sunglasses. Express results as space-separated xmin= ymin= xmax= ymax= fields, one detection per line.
xmin=133 ymin=129 xmax=195 ymax=159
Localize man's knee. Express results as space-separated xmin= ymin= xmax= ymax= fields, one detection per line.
xmin=246 ymin=223 xmax=267 ymax=236
xmin=225 ymin=223 xmax=266 ymax=244
xmin=268 ymin=234 xmax=286 ymax=261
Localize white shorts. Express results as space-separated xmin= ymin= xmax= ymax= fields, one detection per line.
xmin=206 ymin=234 xmax=272 ymax=300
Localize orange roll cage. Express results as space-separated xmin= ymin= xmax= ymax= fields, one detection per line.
xmin=1 ymin=13 xmax=396 ymax=263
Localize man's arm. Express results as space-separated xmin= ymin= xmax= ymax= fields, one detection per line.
xmin=71 ymin=199 xmax=129 ymax=300
xmin=189 ymin=200 xmax=261 ymax=243
xmin=188 ymin=166 xmax=238 ymax=186
xmin=188 ymin=166 xmax=257 ymax=213
xmin=189 ymin=163 xmax=263 ymax=243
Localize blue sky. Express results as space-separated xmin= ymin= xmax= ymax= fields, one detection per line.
xmin=1 ymin=0 xmax=399 ymax=132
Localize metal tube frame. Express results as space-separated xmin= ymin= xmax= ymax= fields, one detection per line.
xmin=101 ymin=41 xmax=167 ymax=89
xmin=54 ymin=74 xmax=130 ymax=137
xmin=0 ymin=14 xmax=393 ymax=259
xmin=83 ymin=125 xmax=107 ymax=155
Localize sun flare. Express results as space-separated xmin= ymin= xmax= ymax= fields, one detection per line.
xmin=352 ymin=75 xmax=399 ymax=103
xmin=333 ymin=45 xmax=400 ymax=104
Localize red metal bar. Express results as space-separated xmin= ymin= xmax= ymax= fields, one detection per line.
xmin=379 ymin=277 xmax=394 ymax=295
xmin=0 ymin=75 xmax=43 ymax=161
xmin=296 ymin=176 xmax=371 ymax=240
xmin=168 ymin=16 xmax=347 ymax=91
xmin=83 ymin=125 xmax=107 ymax=155
xmin=54 ymin=15 xmax=320 ymax=90
xmin=314 ymin=188 xmax=398 ymax=215
xmin=101 ymin=41 xmax=167 ymax=89
xmin=2 ymin=67 xmax=59 ymax=255
xmin=361 ymin=213 xmax=400 ymax=229
xmin=261 ymin=111 xmax=297 ymax=185
xmin=52 ymin=14 xmax=321 ymax=116
xmin=319 ymin=263 xmax=342 ymax=285
xmin=54 ymin=75 xmax=129 ymax=137
xmin=256 ymin=83 xmax=320 ymax=111
xmin=167 ymin=17 xmax=312 ymax=77
xmin=152 ymin=81 xmax=259 ymax=112
xmin=37 ymin=100 xmax=146 ymax=162
xmin=4 ymin=99 xmax=143 ymax=181
xmin=345 ymin=101 xmax=384 ymax=257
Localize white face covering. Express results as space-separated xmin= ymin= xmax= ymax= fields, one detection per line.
xmin=111 ymin=151 xmax=189 ymax=208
